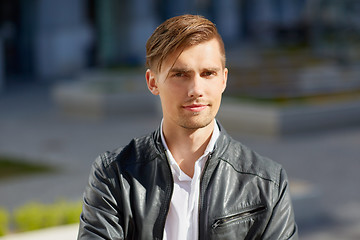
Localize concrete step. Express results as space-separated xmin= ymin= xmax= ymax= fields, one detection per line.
xmin=218 ymin=97 xmax=360 ymax=136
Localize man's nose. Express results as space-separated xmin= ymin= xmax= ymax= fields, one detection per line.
xmin=188 ymin=76 xmax=204 ymax=98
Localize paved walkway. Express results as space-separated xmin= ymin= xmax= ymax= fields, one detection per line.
xmin=0 ymin=82 xmax=360 ymax=239
xmin=0 ymin=224 xmax=78 ymax=240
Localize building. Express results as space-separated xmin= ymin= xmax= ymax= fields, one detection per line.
xmin=1 ymin=0 xmax=359 ymax=94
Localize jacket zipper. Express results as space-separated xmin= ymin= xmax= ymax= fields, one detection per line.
xmin=211 ymin=205 xmax=267 ymax=229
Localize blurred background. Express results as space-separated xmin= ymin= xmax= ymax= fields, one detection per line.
xmin=0 ymin=0 xmax=360 ymax=239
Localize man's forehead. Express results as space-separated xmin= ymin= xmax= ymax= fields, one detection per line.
xmin=167 ymin=55 xmax=222 ymax=72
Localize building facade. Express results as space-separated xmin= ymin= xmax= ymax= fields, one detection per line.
xmin=1 ymin=0 xmax=359 ymax=93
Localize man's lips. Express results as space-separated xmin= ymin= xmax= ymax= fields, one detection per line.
xmin=183 ymin=104 xmax=208 ymax=112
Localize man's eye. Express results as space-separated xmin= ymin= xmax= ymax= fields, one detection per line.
xmin=173 ymin=72 xmax=185 ymax=77
xmin=202 ymin=71 xmax=216 ymax=77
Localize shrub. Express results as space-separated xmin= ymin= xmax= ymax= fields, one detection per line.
xmin=13 ymin=200 xmax=82 ymax=233
xmin=14 ymin=202 xmax=53 ymax=232
xmin=0 ymin=156 xmax=55 ymax=180
xmin=62 ymin=201 xmax=83 ymax=224
xmin=0 ymin=208 xmax=9 ymax=236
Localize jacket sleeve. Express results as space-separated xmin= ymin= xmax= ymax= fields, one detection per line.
xmin=77 ymin=154 xmax=124 ymax=240
xmin=261 ymin=168 xmax=298 ymax=240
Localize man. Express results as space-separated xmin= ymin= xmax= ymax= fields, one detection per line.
xmin=78 ymin=14 xmax=298 ymax=239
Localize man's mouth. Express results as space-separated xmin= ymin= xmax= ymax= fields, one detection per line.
xmin=183 ymin=104 xmax=208 ymax=112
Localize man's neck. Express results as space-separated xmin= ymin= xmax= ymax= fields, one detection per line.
xmin=162 ymin=119 xmax=215 ymax=177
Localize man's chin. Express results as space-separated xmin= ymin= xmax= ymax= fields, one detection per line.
xmin=179 ymin=117 xmax=214 ymax=130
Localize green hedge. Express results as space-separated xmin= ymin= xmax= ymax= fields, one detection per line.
xmin=0 ymin=208 xmax=9 ymax=236
xmin=0 ymin=200 xmax=82 ymax=236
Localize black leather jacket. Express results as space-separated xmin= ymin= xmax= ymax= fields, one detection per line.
xmin=78 ymin=124 xmax=298 ymax=240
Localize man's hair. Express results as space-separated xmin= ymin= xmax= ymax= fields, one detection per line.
xmin=146 ymin=14 xmax=226 ymax=72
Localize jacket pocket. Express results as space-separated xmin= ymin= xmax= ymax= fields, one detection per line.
xmin=211 ymin=205 xmax=267 ymax=229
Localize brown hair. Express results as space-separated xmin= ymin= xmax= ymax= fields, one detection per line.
xmin=146 ymin=14 xmax=225 ymax=72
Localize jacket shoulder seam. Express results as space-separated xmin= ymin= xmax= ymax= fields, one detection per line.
xmin=218 ymin=157 xmax=280 ymax=187
xmin=97 ymin=136 xmax=162 ymax=169
xmin=99 ymin=150 xmax=122 ymax=169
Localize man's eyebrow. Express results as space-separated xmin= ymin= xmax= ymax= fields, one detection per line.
xmin=204 ymin=67 xmax=221 ymax=72
xmin=169 ymin=67 xmax=192 ymax=73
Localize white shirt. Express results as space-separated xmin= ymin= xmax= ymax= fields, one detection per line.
xmin=160 ymin=120 xmax=220 ymax=240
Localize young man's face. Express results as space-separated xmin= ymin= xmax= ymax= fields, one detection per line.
xmin=146 ymin=38 xmax=228 ymax=130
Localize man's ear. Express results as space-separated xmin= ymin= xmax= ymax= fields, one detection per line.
xmin=222 ymin=67 xmax=228 ymax=93
xmin=146 ymin=69 xmax=159 ymax=95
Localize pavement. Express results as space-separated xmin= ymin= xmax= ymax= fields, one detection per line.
xmin=0 ymin=224 xmax=78 ymax=240
xmin=0 ymin=82 xmax=360 ymax=239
